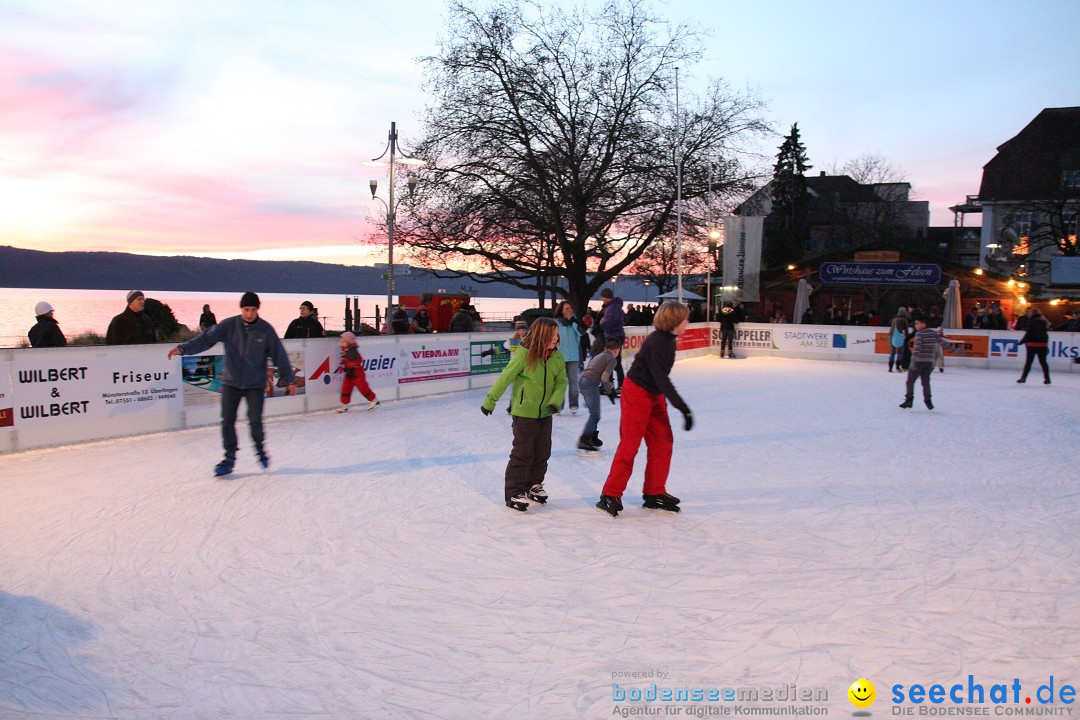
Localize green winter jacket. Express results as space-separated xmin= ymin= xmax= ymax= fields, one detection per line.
xmin=483 ymin=348 xmax=567 ymax=418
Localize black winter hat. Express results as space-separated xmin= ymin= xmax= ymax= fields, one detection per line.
xmin=240 ymin=291 xmax=261 ymax=308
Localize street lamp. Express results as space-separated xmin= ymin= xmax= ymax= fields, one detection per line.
xmin=362 ymin=121 xmax=425 ymax=332
xmin=643 ymin=278 xmax=651 ymax=304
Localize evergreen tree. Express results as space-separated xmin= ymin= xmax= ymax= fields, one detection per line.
xmin=767 ymin=124 xmax=812 ymax=268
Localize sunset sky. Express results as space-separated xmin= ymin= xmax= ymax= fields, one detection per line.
xmin=1 ymin=0 xmax=1077 ymax=267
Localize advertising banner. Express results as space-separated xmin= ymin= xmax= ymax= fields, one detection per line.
xmin=872 ymin=332 xmax=988 ymax=358
xmin=398 ymin=340 xmax=470 ymax=383
xmin=470 ymin=340 xmax=513 ymax=375
xmin=621 ymin=327 xmax=650 ymax=364
xmin=181 ymin=349 xmax=308 ymax=407
xmin=721 ymin=216 xmax=764 ymax=302
xmin=0 ymin=361 xmax=12 ymax=432
xmin=676 ymin=327 xmax=711 ymax=352
xmin=820 ymin=262 xmax=942 ymax=285
xmin=12 ymin=348 xmax=183 ymax=427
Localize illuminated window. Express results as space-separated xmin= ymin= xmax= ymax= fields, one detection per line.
xmin=1062 ymin=170 xmax=1080 ymax=188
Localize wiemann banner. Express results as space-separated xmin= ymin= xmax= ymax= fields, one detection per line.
xmin=721 ymin=216 xmax=764 ymax=302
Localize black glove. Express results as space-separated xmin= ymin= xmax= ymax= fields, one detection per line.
xmin=480 ymin=349 xmax=494 ymax=357
xmin=481 ymin=406 xmax=492 ymax=416
xmin=547 ymin=404 xmax=559 ymax=416
xmin=682 ymin=410 xmax=694 ymax=432
xmin=606 ymin=390 xmax=617 ymax=404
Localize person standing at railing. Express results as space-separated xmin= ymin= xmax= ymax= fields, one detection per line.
xmin=28 ymin=301 xmax=66 ymax=348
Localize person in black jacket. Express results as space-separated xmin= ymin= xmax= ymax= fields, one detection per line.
xmin=28 ymin=301 xmax=67 ymax=348
xmin=1017 ymin=307 xmax=1051 ymax=384
xmin=718 ymin=302 xmax=740 ymax=358
xmin=199 ymin=304 xmax=217 ymax=331
xmin=389 ymin=303 xmax=411 ymax=335
xmin=448 ymin=305 xmax=475 ymax=333
xmin=106 ymin=290 xmax=156 ymax=344
xmin=284 ymin=300 xmax=325 ymax=339
xmin=596 ymin=301 xmax=693 ymax=517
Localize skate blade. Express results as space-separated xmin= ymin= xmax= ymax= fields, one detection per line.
xmin=577 ymin=449 xmax=600 ymax=457
xmin=643 ymin=504 xmax=681 ymax=513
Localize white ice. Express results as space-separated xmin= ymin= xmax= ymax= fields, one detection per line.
xmin=1 ymin=356 xmax=1078 ymax=719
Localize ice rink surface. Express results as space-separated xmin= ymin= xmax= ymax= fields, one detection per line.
xmin=2 ymin=356 xmax=1078 ymax=719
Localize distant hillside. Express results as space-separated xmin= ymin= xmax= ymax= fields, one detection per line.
xmin=0 ymin=246 xmax=539 ymax=297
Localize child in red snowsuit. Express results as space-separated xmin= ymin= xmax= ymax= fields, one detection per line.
xmin=338 ymin=332 xmax=379 ymax=412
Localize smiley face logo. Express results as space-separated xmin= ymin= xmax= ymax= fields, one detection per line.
xmin=848 ymin=678 xmax=876 ymax=709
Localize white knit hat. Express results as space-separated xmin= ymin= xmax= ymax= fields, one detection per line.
xmin=35 ymin=301 xmax=54 ymax=316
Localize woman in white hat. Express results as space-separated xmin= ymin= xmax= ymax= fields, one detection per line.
xmin=28 ymin=301 xmax=67 ymax=348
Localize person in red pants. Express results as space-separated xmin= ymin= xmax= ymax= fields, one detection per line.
xmin=338 ymin=332 xmax=379 ymax=412
xmin=596 ymin=301 xmax=693 ymax=517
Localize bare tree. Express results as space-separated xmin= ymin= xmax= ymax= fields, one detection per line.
xmin=393 ymin=0 xmax=769 ymax=311
xmin=820 ymin=153 xmax=922 ymax=249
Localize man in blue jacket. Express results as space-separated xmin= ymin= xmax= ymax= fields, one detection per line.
xmin=598 ymin=288 xmax=626 ymax=391
xmin=168 ymin=291 xmax=297 ymax=477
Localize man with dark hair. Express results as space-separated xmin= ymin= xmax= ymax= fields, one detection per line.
xmin=106 ymin=290 xmax=156 ymax=344
xmin=168 ymin=291 xmax=297 ymax=477
xmin=284 ymin=300 xmax=325 ymax=339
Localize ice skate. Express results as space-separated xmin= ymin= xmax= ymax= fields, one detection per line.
xmin=257 ymin=450 xmax=270 ymax=470
xmin=336 ymin=405 xmax=349 ymax=413
xmin=213 ymin=459 xmax=234 ymax=477
xmin=899 ymin=398 xmax=913 ymax=409
xmin=577 ymin=434 xmax=599 ymax=456
xmin=367 ymin=398 xmax=380 ymax=411
xmin=527 ymin=484 xmax=548 ymax=504
xmin=643 ymin=493 xmax=681 ymax=512
xmin=570 ymin=407 xmax=578 ymax=415
xmin=924 ymin=399 xmax=934 ymax=411
xmin=595 ymin=495 xmax=621 ymax=517
xmin=590 ymin=432 xmax=603 ymax=448
xmin=506 ymin=493 xmax=530 ymax=512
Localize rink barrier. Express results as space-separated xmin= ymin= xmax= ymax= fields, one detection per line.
xmin=0 ymin=323 xmax=1075 ymax=453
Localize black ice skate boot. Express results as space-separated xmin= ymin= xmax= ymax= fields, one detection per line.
xmin=643 ymin=493 xmax=681 ymax=512
xmin=596 ymin=495 xmax=622 ymax=517
xmin=590 ymin=432 xmax=603 ymax=448
xmin=257 ymin=449 xmax=270 ymax=470
xmin=527 ymin=484 xmax=548 ymax=504
xmin=506 ymin=493 xmax=530 ymax=512
xmin=899 ymin=397 xmax=913 ymax=409
xmin=214 ymin=456 xmax=235 ymax=477
xmin=577 ymin=434 xmax=599 ymax=455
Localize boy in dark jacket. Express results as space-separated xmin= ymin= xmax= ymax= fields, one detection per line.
xmin=168 ymin=291 xmax=296 ymax=476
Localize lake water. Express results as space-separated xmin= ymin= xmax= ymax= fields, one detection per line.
xmin=1 ymin=288 xmax=574 ymax=348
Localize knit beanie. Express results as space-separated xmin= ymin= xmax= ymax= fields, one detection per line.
xmin=127 ymin=290 xmax=145 ymax=304
xmin=340 ymin=331 xmax=358 ymax=345
xmin=239 ymin=291 xmax=261 ymax=308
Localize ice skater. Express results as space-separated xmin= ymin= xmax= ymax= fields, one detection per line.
xmin=899 ymin=316 xmax=960 ymax=411
xmin=480 ymin=317 xmax=567 ymax=512
xmin=577 ymin=337 xmax=621 ymax=454
xmin=596 ymin=301 xmax=693 ymax=518
xmin=1016 ymin=307 xmax=1051 ymax=385
xmin=338 ymin=331 xmax=379 ymax=412
xmin=168 ymin=291 xmax=296 ymax=476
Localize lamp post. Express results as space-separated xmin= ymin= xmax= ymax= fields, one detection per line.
xmin=643 ymin=278 xmax=651 ymax=304
xmin=363 ymin=121 xmax=425 ymax=332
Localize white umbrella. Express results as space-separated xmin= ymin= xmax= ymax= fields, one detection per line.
xmin=656 ymin=289 xmax=706 ymax=301
xmin=793 ymin=278 xmax=811 ymax=324
xmin=942 ymin=278 xmax=962 ymax=329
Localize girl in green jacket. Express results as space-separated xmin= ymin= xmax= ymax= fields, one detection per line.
xmin=481 ymin=317 xmax=567 ymax=511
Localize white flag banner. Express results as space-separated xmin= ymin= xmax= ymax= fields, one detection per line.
xmin=721 ymin=216 xmax=764 ymax=302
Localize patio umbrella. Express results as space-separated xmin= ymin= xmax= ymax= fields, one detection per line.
xmin=793 ymin=278 xmax=811 ymax=324
xmin=656 ymin=289 xmax=706 ymax=301
xmin=942 ymin=278 xmax=962 ymax=329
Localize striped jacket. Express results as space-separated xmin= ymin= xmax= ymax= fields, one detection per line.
xmin=911 ymin=327 xmax=959 ymax=364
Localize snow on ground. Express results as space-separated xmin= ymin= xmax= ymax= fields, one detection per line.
xmin=1 ymin=356 xmax=1078 ymax=719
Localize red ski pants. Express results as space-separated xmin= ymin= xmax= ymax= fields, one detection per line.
xmin=602 ymin=378 xmax=674 ymax=498
xmin=341 ymin=371 xmax=376 ymax=405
